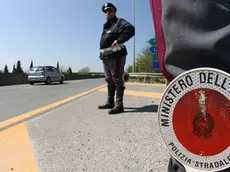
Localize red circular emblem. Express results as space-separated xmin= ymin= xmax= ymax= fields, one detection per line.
xmin=158 ymin=68 xmax=230 ymax=171
xmin=123 ymin=73 xmax=129 ymax=82
xmin=173 ymin=88 xmax=230 ymax=156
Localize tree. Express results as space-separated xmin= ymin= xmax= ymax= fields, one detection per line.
xmin=4 ymin=64 xmax=9 ymax=73
xmin=126 ymin=45 xmax=161 ymax=73
xmin=126 ymin=65 xmax=133 ymax=73
xmin=135 ymin=47 xmax=154 ymax=73
xmin=16 ymin=60 xmax=24 ymax=73
xmin=59 ymin=66 xmax=67 ymax=73
xmin=78 ymin=66 xmax=90 ymax=73
xmin=12 ymin=64 xmax=16 ymax=73
xmin=57 ymin=61 xmax=59 ymax=70
xmin=30 ymin=60 xmax=33 ymax=69
xmin=67 ymin=67 xmax=73 ymax=74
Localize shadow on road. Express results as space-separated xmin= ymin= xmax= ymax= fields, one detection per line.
xmin=124 ymin=104 xmax=158 ymax=113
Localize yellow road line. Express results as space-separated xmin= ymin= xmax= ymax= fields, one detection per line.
xmin=0 ymin=123 xmax=39 ymax=172
xmin=99 ymin=87 xmax=162 ymax=98
xmin=126 ymin=82 xmax=166 ymax=87
xmin=0 ymin=84 xmax=106 ymax=129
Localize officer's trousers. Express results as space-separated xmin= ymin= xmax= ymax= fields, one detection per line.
xmin=103 ymin=56 xmax=126 ymax=87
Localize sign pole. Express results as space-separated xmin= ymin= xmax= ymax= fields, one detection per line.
xmin=132 ymin=0 xmax=135 ymax=73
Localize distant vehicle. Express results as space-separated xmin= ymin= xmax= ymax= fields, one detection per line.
xmin=27 ymin=66 xmax=65 ymax=85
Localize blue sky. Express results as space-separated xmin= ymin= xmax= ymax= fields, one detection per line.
xmin=0 ymin=0 xmax=155 ymax=72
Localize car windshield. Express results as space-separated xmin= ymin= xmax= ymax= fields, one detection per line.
xmin=30 ymin=67 xmax=44 ymax=72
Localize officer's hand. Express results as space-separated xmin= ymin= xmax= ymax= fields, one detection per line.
xmin=111 ymin=40 xmax=118 ymax=47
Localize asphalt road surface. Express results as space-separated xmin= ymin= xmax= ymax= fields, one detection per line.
xmin=0 ymin=78 xmax=105 ymax=123
xmin=0 ymin=79 xmax=174 ymax=172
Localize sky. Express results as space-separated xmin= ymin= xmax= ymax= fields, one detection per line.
xmin=0 ymin=0 xmax=155 ymax=73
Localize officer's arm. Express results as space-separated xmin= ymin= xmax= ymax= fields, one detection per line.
xmin=117 ymin=20 xmax=135 ymax=44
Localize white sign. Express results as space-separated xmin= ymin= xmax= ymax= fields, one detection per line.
xmin=158 ymin=67 xmax=230 ymax=171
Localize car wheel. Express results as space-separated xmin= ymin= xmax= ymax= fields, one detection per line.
xmin=60 ymin=77 xmax=64 ymax=84
xmin=45 ymin=77 xmax=51 ymax=85
xmin=30 ymin=82 xmax=34 ymax=85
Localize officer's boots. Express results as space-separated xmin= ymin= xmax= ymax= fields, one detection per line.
xmin=98 ymin=84 xmax=116 ymax=109
xmin=108 ymin=86 xmax=125 ymax=114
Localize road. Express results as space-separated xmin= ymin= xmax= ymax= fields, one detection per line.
xmin=0 ymin=79 xmax=170 ymax=172
xmin=0 ymin=79 xmax=105 ymax=123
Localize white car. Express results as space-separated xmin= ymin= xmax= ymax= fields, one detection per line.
xmin=27 ymin=66 xmax=65 ymax=85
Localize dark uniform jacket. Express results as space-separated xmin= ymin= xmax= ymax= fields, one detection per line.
xmin=150 ymin=0 xmax=230 ymax=82
xmin=99 ymin=16 xmax=135 ymax=60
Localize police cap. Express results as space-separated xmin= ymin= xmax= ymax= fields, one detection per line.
xmin=102 ymin=3 xmax=117 ymax=12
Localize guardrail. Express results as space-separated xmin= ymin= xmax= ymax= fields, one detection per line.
xmin=129 ymin=72 xmax=163 ymax=77
xmin=128 ymin=72 xmax=166 ymax=83
xmin=0 ymin=72 xmax=105 ymax=86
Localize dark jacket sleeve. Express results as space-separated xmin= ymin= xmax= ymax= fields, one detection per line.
xmin=117 ymin=19 xmax=135 ymax=44
xmin=150 ymin=0 xmax=230 ymax=81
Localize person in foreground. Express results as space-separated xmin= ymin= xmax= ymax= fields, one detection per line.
xmin=149 ymin=0 xmax=230 ymax=171
xmin=98 ymin=3 xmax=135 ymax=114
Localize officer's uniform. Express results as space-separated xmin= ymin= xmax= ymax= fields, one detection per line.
xmin=150 ymin=0 xmax=230 ymax=171
xmin=98 ymin=3 xmax=135 ymax=114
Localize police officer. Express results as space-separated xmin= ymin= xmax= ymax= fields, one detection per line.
xmin=98 ymin=3 xmax=135 ymax=114
xmin=150 ymin=0 xmax=230 ymax=171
